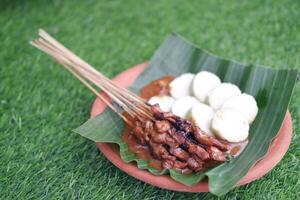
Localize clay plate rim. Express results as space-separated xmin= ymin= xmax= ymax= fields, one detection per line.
xmin=90 ymin=62 xmax=293 ymax=193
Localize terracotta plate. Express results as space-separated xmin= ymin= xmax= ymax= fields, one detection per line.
xmin=90 ymin=63 xmax=293 ymax=192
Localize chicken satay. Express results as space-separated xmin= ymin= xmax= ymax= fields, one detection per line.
xmin=130 ymin=104 xmax=230 ymax=172
xmin=169 ymin=147 xmax=189 ymax=161
xmin=154 ymin=120 xmax=171 ymax=133
xmin=193 ymin=127 xmax=228 ymax=151
xmin=187 ymin=155 xmax=205 ymax=172
xmin=206 ymin=146 xmax=230 ymax=162
xmin=187 ymin=142 xmax=210 ymax=160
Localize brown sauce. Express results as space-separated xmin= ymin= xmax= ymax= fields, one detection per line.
xmin=139 ymin=75 xmax=175 ymax=99
xmin=123 ymin=76 xmax=248 ymax=170
xmin=226 ymin=140 xmax=248 ymax=157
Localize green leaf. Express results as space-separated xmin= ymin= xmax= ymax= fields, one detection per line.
xmin=170 ymin=170 xmax=206 ymax=186
xmin=74 ymin=33 xmax=298 ymax=196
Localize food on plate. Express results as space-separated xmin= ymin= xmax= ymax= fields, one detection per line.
xmin=169 ymin=73 xmax=195 ymax=99
xmin=188 ymin=103 xmax=215 ymax=137
xmin=144 ymin=70 xmax=258 ymax=144
xmin=208 ymin=83 xmax=241 ymax=110
xmin=130 ymin=73 xmax=256 ymax=173
xmin=124 ymin=104 xmax=229 ymax=173
xmin=171 ymin=96 xmax=200 ymax=118
xmin=222 ymin=93 xmax=258 ymax=124
xmin=192 ymin=71 xmax=221 ymax=102
xmin=148 ymin=95 xmax=175 ymax=112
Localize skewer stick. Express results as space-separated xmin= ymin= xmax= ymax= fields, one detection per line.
xmin=32 ymin=40 xmax=138 ymax=118
xmin=39 ymin=35 xmax=153 ymax=118
xmin=38 ymin=29 xmax=149 ymax=109
xmin=31 ymin=40 xmax=134 ymax=121
xmin=31 ymin=30 xmax=154 ymax=123
xmin=32 ymin=39 xmax=150 ymax=119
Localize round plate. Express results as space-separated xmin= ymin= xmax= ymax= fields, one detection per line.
xmin=91 ymin=62 xmax=293 ymax=192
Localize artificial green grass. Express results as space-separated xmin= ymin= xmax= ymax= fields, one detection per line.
xmin=0 ymin=0 xmax=299 ymax=199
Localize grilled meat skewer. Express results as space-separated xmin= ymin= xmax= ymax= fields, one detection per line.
xmin=129 ymin=105 xmax=230 ymax=172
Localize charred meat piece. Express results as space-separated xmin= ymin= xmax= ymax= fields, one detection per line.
xmin=193 ymin=127 xmax=228 ymax=151
xmin=151 ymin=132 xmax=171 ymax=144
xmin=187 ymin=142 xmax=210 ymax=160
xmin=155 ymin=120 xmax=171 ymax=132
xmin=162 ymin=160 xmax=173 ymax=169
xmin=152 ymin=104 xmax=177 ymax=122
xmin=145 ymin=120 xmax=154 ymax=130
xmin=161 ymin=155 xmax=188 ymax=170
xmin=187 ymin=155 xmax=204 ymax=172
xmin=168 ymin=129 xmax=186 ymax=145
xmin=206 ymin=146 xmax=228 ymax=162
xmin=169 ymin=147 xmax=189 ymax=161
xmin=148 ymin=141 xmax=169 ymax=159
xmin=131 ymin=121 xmax=147 ymax=145
xmin=173 ymin=160 xmax=188 ymax=169
xmin=167 ymin=128 xmax=209 ymax=160
xmin=173 ymin=117 xmax=194 ymax=133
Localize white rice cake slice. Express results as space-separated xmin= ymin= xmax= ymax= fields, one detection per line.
xmin=208 ymin=83 xmax=241 ymax=110
xmin=148 ymin=95 xmax=175 ymax=112
xmin=171 ymin=96 xmax=200 ymax=118
xmin=169 ymin=73 xmax=195 ymax=99
xmin=188 ymin=103 xmax=215 ymax=136
xmin=192 ymin=71 xmax=221 ymax=102
xmin=222 ymin=93 xmax=258 ymax=124
xmin=212 ymin=108 xmax=249 ymax=143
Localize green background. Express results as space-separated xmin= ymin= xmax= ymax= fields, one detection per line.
xmin=1 ymin=0 xmax=299 ymax=199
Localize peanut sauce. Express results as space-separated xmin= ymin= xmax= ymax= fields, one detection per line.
xmin=227 ymin=140 xmax=248 ymax=156
xmin=139 ymin=75 xmax=175 ymax=99
xmin=123 ymin=76 xmax=248 ymax=170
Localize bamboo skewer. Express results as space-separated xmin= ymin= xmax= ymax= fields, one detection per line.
xmin=32 ymin=40 xmax=136 ymax=121
xmin=36 ymin=39 xmax=151 ymax=119
xmin=38 ymin=30 xmax=148 ymax=106
xmin=31 ymin=29 xmax=154 ymax=123
xmin=37 ymin=31 xmax=152 ymax=119
xmin=34 ymin=32 xmax=151 ymax=115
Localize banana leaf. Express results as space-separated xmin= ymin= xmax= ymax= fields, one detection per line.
xmin=74 ymin=33 xmax=298 ymax=196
